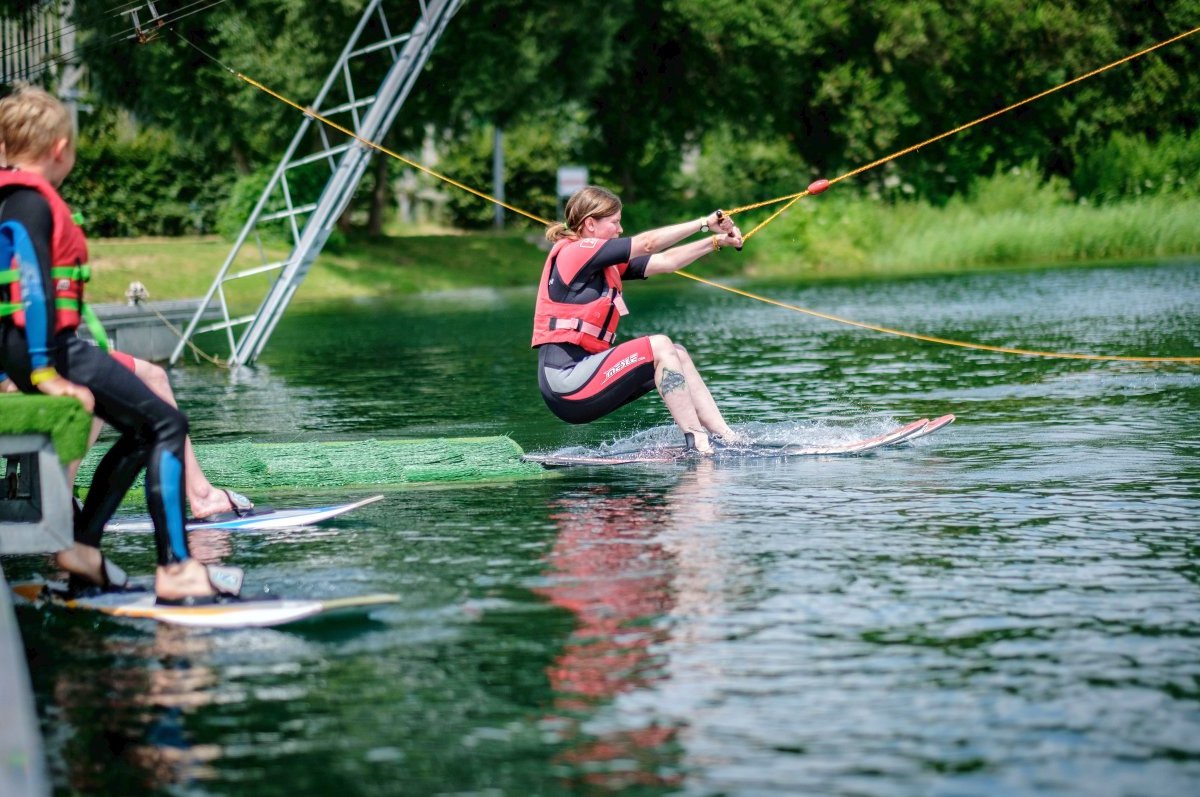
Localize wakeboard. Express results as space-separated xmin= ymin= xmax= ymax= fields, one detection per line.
xmin=523 ymin=414 xmax=955 ymax=468
xmin=105 ymin=494 xmax=385 ymax=533
xmin=10 ymin=580 xmax=399 ymax=629
xmin=903 ymin=412 xmax=956 ymax=441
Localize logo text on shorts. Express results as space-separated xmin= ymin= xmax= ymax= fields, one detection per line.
xmin=604 ymin=352 xmax=644 ymax=382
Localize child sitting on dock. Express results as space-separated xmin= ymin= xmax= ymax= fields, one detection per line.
xmin=0 ymin=85 xmax=250 ymax=604
xmin=3 ymin=362 xmax=256 ymax=522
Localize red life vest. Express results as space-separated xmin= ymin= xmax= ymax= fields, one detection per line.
xmin=531 ymin=238 xmax=630 ymax=354
xmin=0 ymin=169 xmax=90 ymax=334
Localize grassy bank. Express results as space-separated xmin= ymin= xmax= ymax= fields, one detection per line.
xmin=747 ymin=170 xmax=1200 ymax=278
xmin=85 ymin=231 xmax=546 ymax=306
xmin=86 ymin=188 xmax=1200 ymax=304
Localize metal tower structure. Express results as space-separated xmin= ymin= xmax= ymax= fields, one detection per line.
xmin=170 ymin=0 xmax=461 ymax=367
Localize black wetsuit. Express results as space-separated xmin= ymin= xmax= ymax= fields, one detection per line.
xmin=0 ymin=185 xmax=191 ymax=566
xmin=535 ymin=237 xmax=658 ymax=424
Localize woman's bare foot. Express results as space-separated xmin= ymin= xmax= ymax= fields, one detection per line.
xmin=685 ymin=429 xmax=715 ymax=456
xmin=713 ymin=428 xmax=750 ymax=447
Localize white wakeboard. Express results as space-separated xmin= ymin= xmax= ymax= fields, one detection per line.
xmin=10 ymin=580 xmax=399 ymax=629
xmin=523 ymin=415 xmax=955 ymax=468
xmin=105 ymin=494 xmax=385 ymax=532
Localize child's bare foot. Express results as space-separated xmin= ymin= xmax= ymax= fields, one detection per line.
xmin=190 ymin=488 xmax=254 ymax=521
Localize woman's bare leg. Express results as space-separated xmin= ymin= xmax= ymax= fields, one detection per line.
xmin=66 ymin=415 xmax=105 ymax=487
xmin=672 ymin=344 xmax=739 ymax=440
xmin=649 ymin=335 xmax=713 ymax=453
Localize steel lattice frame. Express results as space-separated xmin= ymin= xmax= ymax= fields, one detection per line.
xmin=171 ymin=0 xmax=461 ymax=366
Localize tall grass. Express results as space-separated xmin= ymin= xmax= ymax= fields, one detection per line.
xmin=748 ymin=165 xmax=1200 ymax=278
xmin=87 ymin=166 xmax=1200 ymax=303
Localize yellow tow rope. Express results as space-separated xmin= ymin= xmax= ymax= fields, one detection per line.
xmin=675 ymin=272 xmax=1200 ymax=363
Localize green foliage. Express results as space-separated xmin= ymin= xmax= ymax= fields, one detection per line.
xmin=215 ymin=168 xmax=271 ymax=239
xmin=680 ymin=0 xmax=1200 ymax=202
xmin=1072 ymin=129 xmax=1200 ymax=201
xmin=50 ymin=0 xmax=1200 ymax=238
xmin=414 ymin=0 xmax=698 ymax=197
xmin=958 ymin=163 xmax=1075 ymax=214
xmin=614 ymin=199 xmax=688 ymax=242
xmin=86 ymin=189 xmax=1200 ymax=308
xmin=689 ymin=126 xmax=814 ymax=209
xmin=437 ymin=109 xmax=595 ymax=230
xmin=747 ymin=165 xmax=1200 ymax=276
xmin=867 ymin=195 xmax=1200 ymax=269
xmin=74 ymin=0 xmax=363 ymax=168
xmin=214 ymin=160 xmax=343 ymax=245
xmin=69 ymin=124 xmax=232 ymax=237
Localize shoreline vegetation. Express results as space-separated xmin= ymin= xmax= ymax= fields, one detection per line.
xmin=57 ymin=3 xmax=1199 ymax=311
xmin=86 ymin=187 xmax=1200 ymax=306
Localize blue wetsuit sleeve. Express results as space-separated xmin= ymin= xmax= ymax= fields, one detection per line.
xmin=17 ymin=229 xmax=52 ymax=369
xmin=0 ymin=192 xmax=56 ymax=369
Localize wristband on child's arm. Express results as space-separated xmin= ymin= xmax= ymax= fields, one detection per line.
xmin=30 ymin=366 xmax=59 ymax=386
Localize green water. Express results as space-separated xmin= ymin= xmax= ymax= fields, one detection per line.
xmin=8 ymin=259 xmax=1200 ymax=796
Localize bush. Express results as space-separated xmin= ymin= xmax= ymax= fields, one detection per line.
xmin=70 ymin=128 xmax=233 ymax=237
xmin=1072 ymin=130 xmax=1200 ymax=202
xmin=438 ymin=107 xmax=614 ymax=232
xmin=745 ymin=163 xmax=1200 ymax=275
xmin=685 ymin=126 xmax=813 ymax=212
xmin=213 ymin=158 xmax=349 ymax=247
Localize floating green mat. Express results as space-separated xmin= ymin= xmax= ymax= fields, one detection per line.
xmin=0 ymin=394 xmax=93 ymax=464
xmin=76 ymin=435 xmax=547 ymax=505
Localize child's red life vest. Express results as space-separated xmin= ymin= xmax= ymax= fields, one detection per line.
xmin=0 ymin=169 xmax=90 ymax=334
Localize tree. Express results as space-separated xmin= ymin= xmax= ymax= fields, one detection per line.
xmin=682 ymin=0 xmax=1200 ymax=200
xmin=57 ymin=0 xmax=1200 ymax=232
xmin=74 ymin=0 xmax=363 ymax=171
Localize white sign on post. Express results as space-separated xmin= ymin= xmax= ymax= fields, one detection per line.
xmin=557 ymin=166 xmax=589 ymax=198
xmin=556 ymin=166 xmax=589 ymax=219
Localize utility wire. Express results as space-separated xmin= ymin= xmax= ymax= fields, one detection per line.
xmin=3 ymin=0 xmax=228 ymax=83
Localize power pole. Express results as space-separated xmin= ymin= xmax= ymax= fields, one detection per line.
xmin=1 ymin=0 xmax=83 ymax=123
xmin=57 ymin=1 xmax=84 ymax=131
xmin=493 ymin=125 xmax=505 ymax=229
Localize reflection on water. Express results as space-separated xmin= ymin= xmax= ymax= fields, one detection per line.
xmin=9 ymin=260 xmax=1200 ymax=796
xmin=124 ymin=629 xmax=223 ymax=786
xmin=535 ymin=463 xmax=725 ymax=789
xmin=36 ymin=624 xmax=222 ymax=792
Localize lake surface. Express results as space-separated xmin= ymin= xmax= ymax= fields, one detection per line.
xmin=9 ymin=259 xmax=1200 ymax=796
